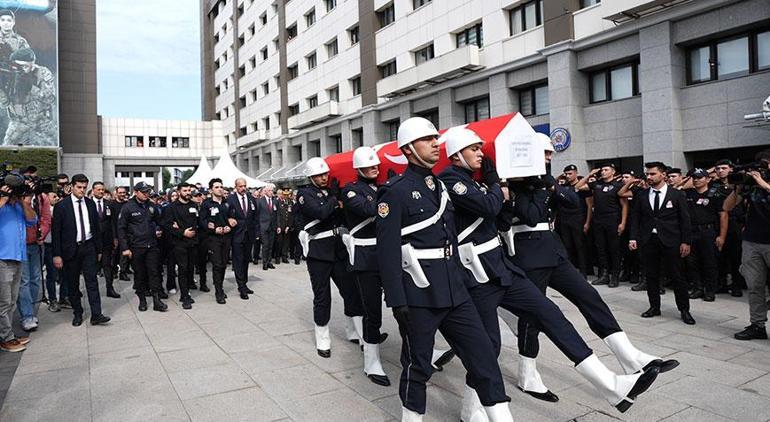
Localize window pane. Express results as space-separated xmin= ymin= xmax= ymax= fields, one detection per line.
xmin=510 ymin=9 xmax=522 ymax=35
xmin=717 ymin=36 xmax=748 ymax=78
xmin=477 ymin=98 xmax=490 ymax=120
xmin=464 ymin=103 xmax=475 ymax=123
xmin=519 ymin=90 xmax=533 ymax=116
xmin=524 ymin=3 xmax=536 ymax=30
xmin=534 ymin=85 xmax=549 ymax=115
xmin=758 ymin=31 xmax=770 ymax=70
xmin=689 ymin=46 xmax=711 ymax=83
xmin=610 ymin=66 xmax=633 ymax=100
xmin=591 ymin=72 xmax=607 ymax=102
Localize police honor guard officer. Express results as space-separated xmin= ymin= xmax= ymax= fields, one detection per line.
xmin=161 ymin=183 xmax=199 ymax=309
xmin=296 ymin=158 xmax=364 ymax=358
xmin=341 ymin=146 xmax=390 ymax=386
xmin=376 ymin=117 xmax=513 ymax=421
xmin=117 ymin=182 xmax=167 ymax=312
xmin=198 ymin=178 xmax=233 ymax=304
xmin=439 ymin=128 xmax=661 ymax=416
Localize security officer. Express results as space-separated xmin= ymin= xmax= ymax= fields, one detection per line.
xmin=275 ymin=188 xmax=292 ymax=264
xmin=296 ymin=158 xmax=364 ymax=358
xmin=91 ymin=181 xmax=120 ymax=298
xmin=576 ymin=163 xmax=628 ymax=287
xmin=112 ymin=186 xmax=131 ymax=281
xmin=116 ymin=182 xmax=167 ymax=312
xmin=619 ymin=171 xmax=641 ymax=285
xmin=440 ymin=128 xmax=661 ymax=416
xmin=161 ymin=183 xmax=199 ymax=309
xmin=499 ymin=134 xmax=676 ymax=406
xmin=376 ymin=117 xmax=513 ymax=421
xmin=341 ymin=146 xmax=390 ymax=387
xmin=198 ymin=178 xmax=233 ymax=304
xmin=684 ymin=168 xmax=727 ymax=302
xmin=713 ymin=159 xmax=746 ymax=296
xmin=559 ymin=164 xmax=592 ymax=277
xmin=191 ymin=188 xmax=207 ymax=291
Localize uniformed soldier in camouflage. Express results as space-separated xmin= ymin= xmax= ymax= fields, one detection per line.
xmin=0 ymin=10 xmax=29 ymax=61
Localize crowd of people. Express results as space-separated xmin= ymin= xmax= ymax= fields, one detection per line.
xmin=0 ymin=117 xmax=768 ymax=421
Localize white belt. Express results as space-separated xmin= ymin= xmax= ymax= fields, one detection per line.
xmin=458 ymin=236 xmax=501 ymax=283
xmin=470 ymin=236 xmax=502 ymax=255
xmin=501 ymin=222 xmax=551 ymax=256
xmin=312 ymin=229 xmax=336 ymax=240
xmin=352 ymin=237 xmax=376 ymax=246
xmin=412 ymin=245 xmax=453 ymax=260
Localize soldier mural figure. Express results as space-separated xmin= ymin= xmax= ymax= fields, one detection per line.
xmin=0 ymin=10 xmax=29 ymax=60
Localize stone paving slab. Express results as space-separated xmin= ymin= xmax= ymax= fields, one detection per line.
xmin=0 ymin=262 xmax=768 ymax=421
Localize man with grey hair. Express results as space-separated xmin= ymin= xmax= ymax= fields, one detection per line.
xmin=227 ymin=177 xmax=258 ymax=299
xmin=256 ymin=184 xmax=277 ymax=271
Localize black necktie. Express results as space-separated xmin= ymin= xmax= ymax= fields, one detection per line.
xmin=653 ymin=190 xmax=661 ymax=213
xmin=98 ymin=200 xmax=103 ymax=217
xmin=77 ymin=199 xmax=86 ymax=242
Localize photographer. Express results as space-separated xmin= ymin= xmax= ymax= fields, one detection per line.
xmin=17 ymin=173 xmax=51 ymax=331
xmin=725 ymin=149 xmax=770 ymax=341
xmin=0 ymin=174 xmax=37 ymax=352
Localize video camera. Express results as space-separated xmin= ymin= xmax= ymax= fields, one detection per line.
xmin=727 ymin=162 xmax=770 ymax=186
xmin=0 ymin=165 xmax=57 ymax=197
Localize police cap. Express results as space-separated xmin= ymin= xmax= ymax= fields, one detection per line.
xmin=563 ymin=164 xmax=578 ymax=173
xmin=133 ymin=181 xmax=153 ymax=193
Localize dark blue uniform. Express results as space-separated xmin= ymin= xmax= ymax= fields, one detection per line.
xmin=342 ymin=177 xmax=384 ymax=344
xmin=296 ymin=184 xmax=362 ymax=326
xmin=376 ymin=163 xmax=509 ymax=414
xmin=684 ymin=187 xmax=725 ymax=298
xmin=117 ymin=197 xmax=163 ymax=295
xmin=501 ymin=177 xmax=622 ymax=359
xmin=198 ymin=197 xmax=232 ymax=301
xmin=438 ymin=165 xmax=593 ymax=368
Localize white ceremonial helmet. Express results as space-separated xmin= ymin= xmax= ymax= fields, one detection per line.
xmin=442 ymin=127 xmax=483 ymax=158
xmin=536 ymin=132 xmax=555 ymax=152
xmin=352 ymin=146 xmax=380 ymax=169
xmin=305 ymin=157 xmax=330 ymax=176
xmin=397 ymin=117 xmax=439 ymax=148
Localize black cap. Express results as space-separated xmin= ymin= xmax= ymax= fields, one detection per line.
xmin=133 ymin=181 xmax=153 ymax=193
xmin=192 ymin=189 xmax=202 ymax=196
xmin=563 ymin=164 xmax=578 ymax=172
xmin=667 ymin=167 xmax=682 ymax=175
xmin=598 ymin=162 xmax=616 ymax=170
xmin=689 ymin=168 xmax=709 ymax=178
xmin=715 ymin=159 xmax=733 ymax=167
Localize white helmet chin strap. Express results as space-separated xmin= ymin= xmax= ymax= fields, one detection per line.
xmin=455 ymin=153 xmax=472 ymax=170
xmin=408 ymin=144 xmax=435 ymax=169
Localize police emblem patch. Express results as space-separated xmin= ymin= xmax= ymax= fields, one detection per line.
xmin=453 ymin=182 xmax=468 ymax=195
xmin=366 ymin=195 xmax=373 ymax=201
xmin=412 ymin=191 xmax=421 ymax=200
xmin=317 ymin=192 xmax=324 ymax=197
xmin=298 ymin=196 xmax=304 ymax=204
xmin=347 ymin=191 xmax=356 ymax=198
xmin=377 ymin=202 xmax=390 ymax=218
xmin=425 ymin=176 xmax=435 ymax=191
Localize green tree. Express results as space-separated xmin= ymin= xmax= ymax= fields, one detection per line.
xmin=162 ymin=167 xmax=171 ymax=189
xmin=180 ymin=169 xmax=195 ymax=183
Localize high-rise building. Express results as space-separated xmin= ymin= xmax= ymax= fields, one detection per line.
xmin=200 ymin=0 xmax=770 ymax=181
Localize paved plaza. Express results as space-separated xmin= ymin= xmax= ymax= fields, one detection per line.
xmin=1 ymin=262 xmax=769 ymax=422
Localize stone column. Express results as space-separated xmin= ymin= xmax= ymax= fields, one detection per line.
xmin=489 ymin=73 xmax=515 ymax=117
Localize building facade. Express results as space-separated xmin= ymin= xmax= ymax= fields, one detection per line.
xmin=201 ymin=0 xmax=770 ymax=182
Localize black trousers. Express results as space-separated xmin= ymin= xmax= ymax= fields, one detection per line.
xmin=164 ymin=243 xmax=177 ymax=291
xmin=261 ymin=231 xmax=275 ymax=264
xmin=64 ymin=240 xmax=102 ymax=317
xmin=231 ymin=239 xmax=252 ymax=292
xmin=208 ymin=235 xmax=231 ymax=293
xmin=306 ymin=257 xmax=363 ymax=326
xmin=100 ymin=243 xmax=114 ymax=287
xmin=518 ymin=258 xmax=622 ymax=358
xmin=274 ymin=231 xmax=287 ymax=259
xmin=252 ymin=235 xmax=261 ymax=262
xmin=396 ymin=302 xmax=510 ymax=414
xmin=118 ymin=254 xmax=131 ymax=277
xmin=197 ymin=234 xmax=209 ymax=284
xmin=131 ymin=246 xmax=161 ymax=294
xmin=173 ymin=243 xmax=196 ymax=300
xmin=354 ymin=270 xmax=384 ymax=344
xmin=686 ymin=228 xmax=719 ymax=295
xmin=560 ymin=219 xmax=589 ymax=275
xmin=594 ymin=218 xmax=622 ymax=275
xmin=641 ymin=235 xmax=689 ymax=311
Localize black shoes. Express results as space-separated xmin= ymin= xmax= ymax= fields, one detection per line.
xmin=158 ymin=290 xmax=169 ymax=299
xmin=72 ymin=315 xmax=83 ymax=326
xmin=641 ymin=308 xmax=661 ymax=318
xmin=282 ymin=258 xmax=289 ymax=264
xmin=119 ymin=274 xmax=130 ymax=281
xmin=643 ymin=359 xmax=680 ymax=374
xmin=215 ymin=293 xmax=226 ymax=304
xmin=616 ymin=366 xmax=660 ymax=413
xmin=317 ymin=348 xmax=331 ymax=358
xmin=240 ymin=292 xmax=249 ymax=300
xmin=138 ymin=296 xmax=148 ymax=312
xmin=182 ymin=298 xmax=193 ymax=310
xmin=608 ymin=273 xmax=619 ymax=288
xmin=189 ymin=283 xmax=198 ymax=290
xmin=734 ymin=324 xmax=768 ymax=340
xmin=431 ymin=350 xmax=455 ymax=371
xmin=367 ymin=374 xmax=391 ymax=386
xmin=689 ymin=290 xmax=703 ymax=299
xmin=731 ymin=288 xmax=743 ymax=297
xmin=106 ymin=288 xmax=121 ymax=299
xmin=518 ymin=387 xmax=559 ymax=402
xmin=153 ymin=294 xmax=168 ymax=312
xmin=680 ymin=310 xmax=696 ymax=325
xmin=631 ymin=280 xmax=647 ymax=291
xmin=244 ymin=287 xmax=254 ymax=294
xmin=262 ymin=264 xmax=269 ymax=271
xmin=199 ymin=284 xmax=210 ymax=292
xmin=702 ymin=293 xmax=715 ymax=302
xmin=592 ymin=271 xmax=609 ymax=286
xmin=90 ymin=314 xmax=111 ymax=325
xmin=267 ymin=263 xmax=276 ymax=269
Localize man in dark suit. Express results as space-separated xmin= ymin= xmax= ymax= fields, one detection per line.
xmin=256 ymin=185 xmax=277 ymax=271
xmin=227 ymin=178 xmax=258 ymax=299
xmin=274 ymin=189 xmax=292 ymax=264
xmin=52 ymin=174 xmax=111 ymax=327
xmin=91 ymin=181 xmax=120 ymax=299
xmin=629 ymin=162 xmax=694 ymax=325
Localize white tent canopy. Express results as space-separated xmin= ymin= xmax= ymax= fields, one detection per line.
xmin=184 ymin=155 xmax=214 ymax=186
xmin=210 ymin=149 xmax=266 ymax=188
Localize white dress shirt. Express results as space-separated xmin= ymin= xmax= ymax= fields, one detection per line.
xmin=71 ymin=195 xmax=92 ymax=242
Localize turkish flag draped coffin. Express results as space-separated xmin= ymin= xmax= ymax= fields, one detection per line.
xmin=325 ymin=112 xmax=541 ymax=186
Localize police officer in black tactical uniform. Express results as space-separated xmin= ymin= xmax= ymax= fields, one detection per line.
xmin=341 ymin=146 xmax=391 ymax=387
xmin=576 ymin=163 xmax=628 ymax=287
xmin=198 ymin=178 xmax=233 ymax=304
xmin=161 ymin=183 xmax=199 ymax=310
xmin=683 ymin=168 xmax=727 ymax=302
xmin=439 ymin=128 xmax=663 ymax=417
xmin=191 ymin=188 xmax=207 ymax=291
xmin=376 ymin=117 xmax=514 ymax=422
xmin=296 ymin=157 xmax=364 ymax=358
xmin=498 ymin=134 xmax=677 ymax=405
xmin=112 ymin=186 xmax=131 ymax=281
xmin=713 ymin=159 xmax=746 ymax=296
xmin=117 ymin=182 xmax=167 ymax=312
xmin=559 ymin=164 xmax=592 ymax=278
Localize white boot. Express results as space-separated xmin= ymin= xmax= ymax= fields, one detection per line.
xmin=353 ymin=315 xmax=364 ymax=344
xmin=401 ymin=406 xmax=423 ymax=422
xmin=483 ymin=403 xmax=513 ymax=422
xmin=363 ymin=342 xmax=390 ymax=386
xmin=460 ymin=385 xmax=488 ymax=422
xmin=603 ymin=331 xmax=668 ymax=374
xmin=345 ymin=316 xmax=361 ymax=343
xmin=314 ymin=324 xmax=331 ymax=357
xmin=431 ymin=348 xmax=455 ymax=371
xmin=517 ymin=356 xmax=558 ymax=401
xmin=575 ymin=354 xmax=658 ymax=412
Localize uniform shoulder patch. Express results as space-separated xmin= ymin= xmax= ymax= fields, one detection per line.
xmin=347 ymin=191 xmax=356 ymax=198
xmin=452 ymin=182 xmax=468 ymax=195
xmin=298 ymin=195 xmax=304 ymax=205
xmin=377 ymin=202 xmax=389 ymax=218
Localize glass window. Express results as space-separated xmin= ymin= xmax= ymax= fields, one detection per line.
xmin=307 ymin=52 xmax=317 ymax=69
xmin=414 ymin=44 xmax=434 ymax=65
xmin=757 ymin=31 xmax=770 ymax=70
xmin=413 ymin=0 xmax=430 ymax=9
xmin=580 ymin=0 xmax=600 ymax=8
xmin=534 ymin=85 xmax=549 ymax=115
xmin=328 ymin=86 xmax=339 ymax=102
xmin=463 ymin=97 xmax=490 ymax=123
xmin=305 ymin=9 xmax=316 ymax=27
xmin=379 ymin=60 xmax=397 ymax=78
xmin=384 ymin=120 xmax=400 ymax=142
xmin=717 ymin=36 xmax=749 ymax=78
xmin=610 ymin=65 xmax=633 ymax=100
xmin=524 ymin=2 xmax=537 ymax=31
xmin=308 ymin=95 xmax=318 ymax=108
xmin=326 ymin=38 xmax=338 ymax=58
xmin=689 ymin=46 xmax=711 ymax=83
xmin=510 ymin=9 xmax=522 ymax=35
xmin=519 ymin=90 xmax=533 ymax=116
xmin=591 ymin=72 xmax=607 ymax=103
xmin=378 ymin=4 xmax=395 ymax=28
xmin=351 ymin=76 xmax=361 ymax=95
xmin=325 ymin=0 xmax=336 ymax=12
xmin=349 ymin=26 xmax=359 ymax=45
